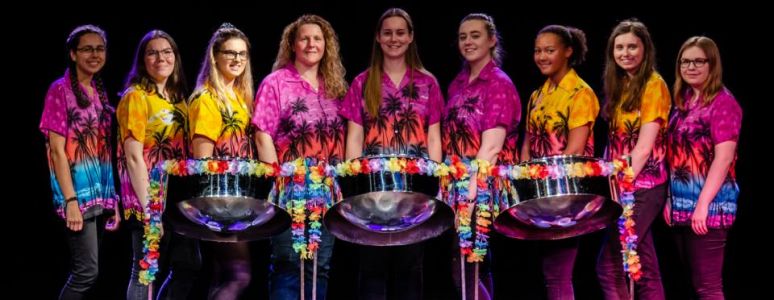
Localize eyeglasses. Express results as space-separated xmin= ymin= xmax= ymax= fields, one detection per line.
xmin=146 ymin=48 xmax=175 ymax=59
xmin=679 ymin=58 xmax=709 ymax=69
xmin=219 ymin=50 xmax=249 ymax=61
xmin=76 ymin=46 xmax=106 ymax=55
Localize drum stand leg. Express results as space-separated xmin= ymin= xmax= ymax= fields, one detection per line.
xmin=313 ymin=253 xmax=318 ymax=300
xmin=461 ymin=253 xmax=466 ymax=300
xmin=147 ymin=282 xmax=153 ymax=300
xmin=474 ymin=262 xmax=480 ymax=300
xmin=300 ymin=260 xmax=305 ymax=300
xmin=628 ymin=276 xmax=634 ymax=300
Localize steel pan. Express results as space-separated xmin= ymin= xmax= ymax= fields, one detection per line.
xmin=164 ymin=157 xmax=291 ymax=242
xmin=324 ymin=155 xmax=454 ymax=246
xmin=494 ymin=155 xmax=622 ymax=240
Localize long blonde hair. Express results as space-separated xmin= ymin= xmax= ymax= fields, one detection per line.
xmin=194 ymin=23 xmax=254 ymax=111
xmin=273 ymin=14 xmax=347 ymax=99
xmin=364 ymin=8 xmax=425 ymax=117
xmin=673 ymin=36 xmax=724 ymax=110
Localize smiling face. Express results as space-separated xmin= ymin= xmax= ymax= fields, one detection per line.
xmin=377 ymin=16 xmax=413 ymax=60
xmin=458 ymin=19 xmax=495 ymax=65
xmin=293 ymin=23 xmax=325 ymax=68
xmin=613 ymin=32 xmax=644 ymax=75
xmin=679 ymin=46 xmax=710 ymax=89
xmin=144 ymin=37 xmax=175 ymax=84
xmin=534 ymin=32 xmax=572 ymax=78
xmin=216 ymin=38 xmax=248 ymax=82
xmin=70 ymin=33 xmax=106 ymax=77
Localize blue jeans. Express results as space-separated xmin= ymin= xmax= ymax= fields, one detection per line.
xmin=60 ymin=217 xmax=100 ymax=300
xmin=127 ymin=228 xmax=150 ymax=300
xmin=270 ymin=226 xmax=335 ymax=300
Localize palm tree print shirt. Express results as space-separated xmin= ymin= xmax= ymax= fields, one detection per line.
xmin=39 ymin=70 xmax=118 ymax=219
xmin=526 ymin=69 xmax=599 ymax=159
xmin=189 ymin=87 xmax=256 ymax=159
xmin=667 ymin=88 xmax=741 ymax=228
xmin=340 ymin=69 xmax=443 ymax=158
xmin=252 ymin=65 xmax=345 ymax=164
xmin=116 ymin=86 xmax=189 ymax=221
xmin=608 ymin=72 xmax=671 ymax=190
xmin=443 ymin=61 xmax=522 ymax=164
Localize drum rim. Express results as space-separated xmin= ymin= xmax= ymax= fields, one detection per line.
xmin=521 ymin=154 xmax=605 ymax=165
xmin=352 ymin=154 xmax=440 ymax=164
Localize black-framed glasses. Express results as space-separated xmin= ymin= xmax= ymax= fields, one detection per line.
xmin=680 ymin=58 xmax=709 ymax=69
xmin=146 ymin=48 xmax=174 ymax=59
xmin=219 ymin=50 xmax=249 ymax=61
xmin=76 ymin=46 xmax=106 ymax=54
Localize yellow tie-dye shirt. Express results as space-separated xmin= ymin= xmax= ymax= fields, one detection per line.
xmin=526 ymin=69 xmax=599 ymax=158
xmin=188 ymin=87 xmax=255 ymax=158
xmin=608 ymin=72 xmax=671 ymax=189
xmin=116 ymin=85 xmax=189 ymax=220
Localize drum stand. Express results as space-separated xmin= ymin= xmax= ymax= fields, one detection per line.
xmin=299 ymin=253 xmax=319 ymax=300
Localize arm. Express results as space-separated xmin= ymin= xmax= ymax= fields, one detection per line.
xmin=691 ymin=141 xmax=737 ymax=235
xmin=50 ymin=132 xmax=82 ymax=231
xmin=255 ymin=132 xmax=279 ymax=164
xmin=520 ymin=132 xmax=531 ymax=162
xmin=345 ymin=121 xmax=364 ymax=160
xmin=468 ymin=127 xmax=506 ymax=200
xmin=192 ymin=136 xmax=215 ymax=158
xmin=124 ymin=137 xmax=149 ymax=213
xmin=563 ymin=125 xmax=591 ymax=155
xmin=629 ymin=121 xmax=661 ymax=178
xmin=427 ymin=123 xmax=443 ymax=162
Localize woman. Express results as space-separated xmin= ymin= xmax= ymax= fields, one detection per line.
xmin=596 ymin=19 xmax=669 ymax=300
xmin=188 ymin=23 xmax=256 ymax=299
xmin=39 ymin=24 xmax=120 ymax=300
xmin=522 ymin=24 xmax=599 ymax=300
xmin=666 ymin=36 xmax=741 ymax=300
xmin=116 ymin=29 xmax=200 ymax=300
xmin=253 ymin=14 xmax=347 ymax=300
xmin=442 ymin=13 xmax=521 ymax=300
xmin=339 ymin=8 xmax=443 ymax=300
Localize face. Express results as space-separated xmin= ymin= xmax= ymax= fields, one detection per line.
xmin=294 ymin=23 xmax=325 ymax=68
xmin=144 ymin=38 xmax=175 ymax=84
xmin=534 ymin=32 xmax=572 ymax=77
xmin=377 ymin=16 xmax=413 ymax=60
xmin=458 ymin=19 xmax=496 ymax=65
xmin=613 ymin=32 xmax=644 ymax=74
xmin=70 ymin=33 xmax=106 ymax=77
xmin=679 ymin=46 xmax=710 ymax=89
xmin=216 ymin=38 xmax=248 ymax=81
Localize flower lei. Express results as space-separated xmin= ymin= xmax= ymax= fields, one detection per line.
xmin=278 ymin=158 xmax=338 ymax=260
xmin=334 ymin=156 xmax=445 ymax=177
xmin=613 ymin=158 xmax=642 ymax=281
xmin=498 ymin=159 xmax=617 ymax=180
xmin=138 ymin=158 xmax=279 ymax=284
xmin=446 ymin=157 xmax=497 ymax=263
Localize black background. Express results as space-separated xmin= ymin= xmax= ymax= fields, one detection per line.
xmin=13 ymin=1 xmax=765 ymax=299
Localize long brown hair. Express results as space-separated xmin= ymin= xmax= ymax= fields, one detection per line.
xmin=66 ymin=24 xmax=109 ymax=109
xmin=603 ymin=19 xmax=657 ymax=119
xmin=364 ymin=8 xmax=426 ymax=117
xmin=460 ymin=13 xmax=504 ymax=66
xmin=272 ymin=14 xmax=347 ymax=99
xmin=124 ymin=30 xmax=188 ymax=103
xmin=673 ymin=36 xmax=724 ymax=110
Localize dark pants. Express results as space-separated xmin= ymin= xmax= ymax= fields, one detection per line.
xmin=540 ymin=238 xmax=579 ymax=300
xmin=127 ymin=228 xmax=150 ymax=300
xmin=270 ymin=226 xmax=335 ymax=300
xmin=597 ymin=184 xmax=666 ymax=300
xmin=59 ymin=217 xmax=100 ymax=300
xmin=674 ymin=227 xmax=728 ymax=300
xmin=156 ymin=229 xmax=202 ymax=300
xmin=358 ymin=243 xmax=424 ymax=300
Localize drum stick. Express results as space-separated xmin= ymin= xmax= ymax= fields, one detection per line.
xmin=461 ymin=253 xmax=467 ymax=300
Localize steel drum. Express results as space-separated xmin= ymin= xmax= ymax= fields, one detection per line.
xmin=324 ymin=155 xmax=454 ymax=246
xmin=494 ymin=155 xmax=622 ymax=240
xmin=164 ymin=157 xmax=291 ymax=242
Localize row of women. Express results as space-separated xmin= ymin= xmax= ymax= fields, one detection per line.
xmin=40 ymin=7 xmax=741 ymax=300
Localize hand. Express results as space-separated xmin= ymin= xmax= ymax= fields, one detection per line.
xmin=105 ymin=205 xmax=120 ymax=232
xmin=691 ymin=203 xmax=709 ymax=235
xmin=663 ymin=197 xmax=672 ymax=226
xmin=65 ymin=201 xmax=84 ymax=232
